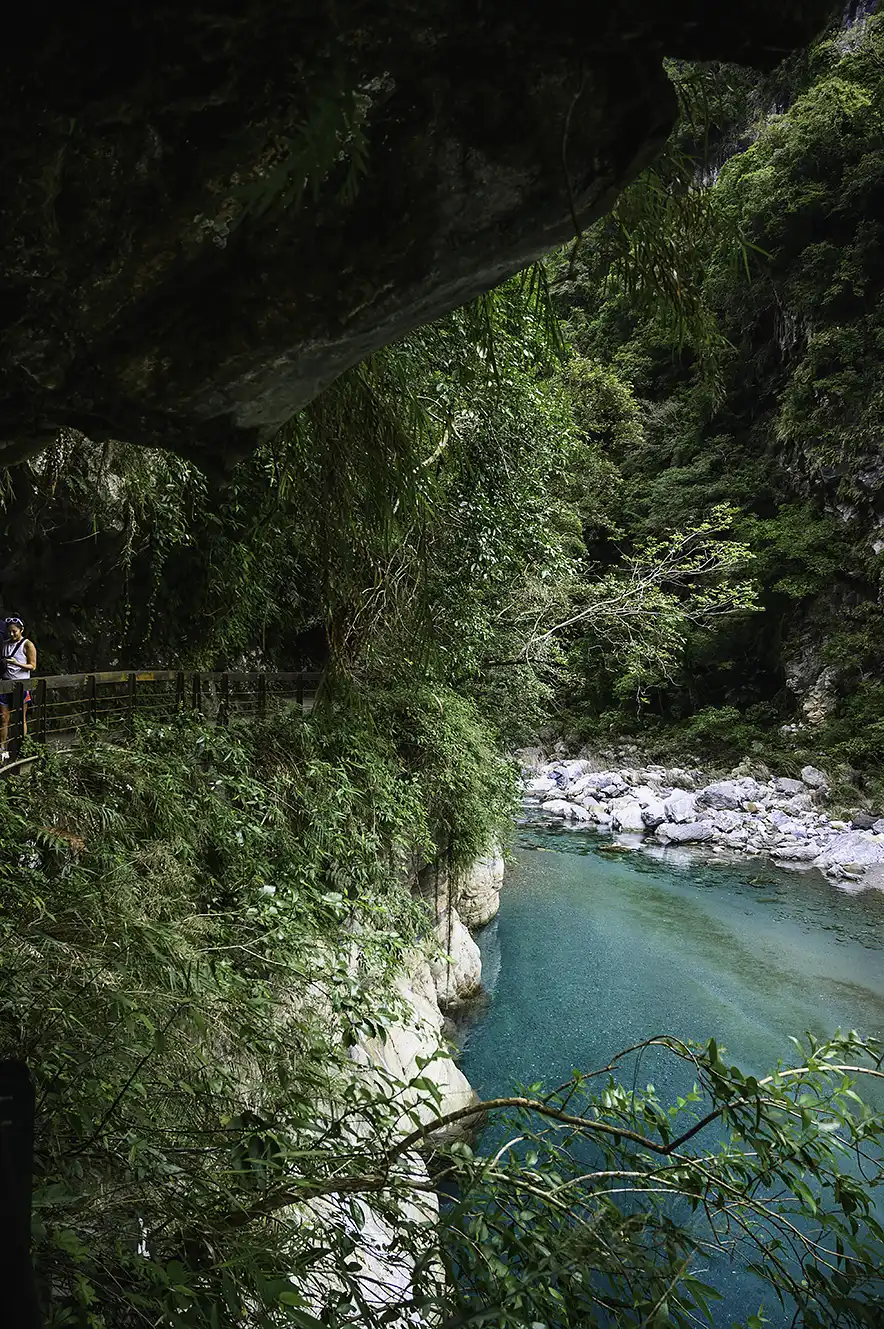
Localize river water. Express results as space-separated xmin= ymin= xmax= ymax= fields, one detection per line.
xmin=457 ymin=825 xmax=884 ymax=1325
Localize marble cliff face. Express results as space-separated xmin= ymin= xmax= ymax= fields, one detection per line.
xmin=1 ymin=2 xmax=830 ymax=467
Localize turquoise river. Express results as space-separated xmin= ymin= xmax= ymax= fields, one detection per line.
xmin=457 ymin=825 xmax=884 ymax=1326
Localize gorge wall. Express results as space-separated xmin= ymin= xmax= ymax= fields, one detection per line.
xmin=551 ymin=6 xmax=884 ymax=772
xmin=1 ymin=2 xmax=832 ymax=468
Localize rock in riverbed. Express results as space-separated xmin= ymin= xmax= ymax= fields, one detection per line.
xmin=518 ymin=752 xmax=884 ymax=892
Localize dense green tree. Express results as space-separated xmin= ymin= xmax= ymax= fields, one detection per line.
xmin=548 ymin=9 xmax=884 ymax=772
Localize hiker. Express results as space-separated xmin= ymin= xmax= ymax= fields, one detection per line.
xmin=0 ymin=618 xmax=37 ymax=760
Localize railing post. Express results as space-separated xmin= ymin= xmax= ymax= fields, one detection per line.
xmin=175 ymin=671 xmax=184 ymax=713
xmin=296 ymin=670 xmax=304 ymax=710
xmin=218 ymin=672 xmax=230 ymax=726
xmin=126 ymin=672 xmax=136 ymax=732
xmin=258 ymin=673 xmax=267 ymax=716
xmin=86 ymin=674 xmax=97 ymax=729
xmin=35 ymin=678 xmax=47 ymax=744
xmin=11 ymin=681 xmax=24 ymax=758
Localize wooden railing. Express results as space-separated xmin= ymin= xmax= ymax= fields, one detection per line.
xmin=1 ymin=669 xmax=322 ymax=768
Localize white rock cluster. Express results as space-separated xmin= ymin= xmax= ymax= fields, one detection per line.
xmin=519 ymin=753 xmax=884 ymax=889
xmin=415 ymin=847 xmax=505 ymax=1009
xmin=280 ymin=843 xmax=507 ymax=1325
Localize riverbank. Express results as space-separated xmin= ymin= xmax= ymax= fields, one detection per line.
xmin=516 ymin=747 xmax=884 ymax=890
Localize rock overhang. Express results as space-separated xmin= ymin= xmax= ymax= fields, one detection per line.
xmin=0 ymin=1 xmax=834 ymax=467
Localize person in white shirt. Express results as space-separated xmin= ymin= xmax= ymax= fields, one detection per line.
xmin=0 ymin=617 xmax=37 ymax=758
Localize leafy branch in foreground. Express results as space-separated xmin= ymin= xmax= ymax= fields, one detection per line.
xmin=434 ymin=1031 xmax=884 ymax=1328
xmin=177 ymin=1030 xmax=884 ymax=1329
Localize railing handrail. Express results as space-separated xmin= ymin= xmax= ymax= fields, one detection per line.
xmin=0 ymin=668 xmax=324 ymax=771
xmin=24 ymin=668 xmax=324 ymax=689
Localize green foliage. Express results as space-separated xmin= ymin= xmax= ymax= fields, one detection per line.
xmin=5 ymin=721 xmax=883 ymax=1326
xmin=230 ymin=69 xmax=369 ymax=226
xmin=0 ymin=682 xmax=514 ymax=1327
xmin=547 ymin=11 xmax=884 ymax=759
xmin=441 ymin=1032 xmax=884 ymax=1327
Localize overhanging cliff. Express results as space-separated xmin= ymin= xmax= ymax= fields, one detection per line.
xmin=0 ymin=1 xmax=832 ymax=467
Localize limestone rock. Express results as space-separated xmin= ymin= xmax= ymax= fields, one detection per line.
xmin=663 ymin=789 xmax=697 ymax=823
xmin=664 ymin=768 xmax=697 ymax=791
xmin=814 ymin=831 xmax=884 ymax=872
xmin=696 ymin=779 xmax=763 ymax=811
xmin=774 ymin=777 xmax=806 ymax=796
xmin=801 ymin=765 xmax=829 ymax=790
xmin=709 ymin=809 xmax=745 ymax=833
xmin=610 ymin=798 xmax=646 ymax=832
xmin=351 ymin=951 xmax=477 ymax=1138
xmin=631 ymin=784 xmax=660 ymax=806
xmin=541 ymin=798 xmax=594 ymax=822
xmin=456 ymin=848 xmax=505 ymax=930
xmin=430 ymin=909 xmax=482 ymax=1009
xmin=0 ymin=0 xmax=831 ymax=471
xmin=641 ymin=800 xmax=667 ymax=829
xmin=772 ymin=843 xmax=822 ymax=862
xmin=656 ymin=821 xmax=715 ymax=844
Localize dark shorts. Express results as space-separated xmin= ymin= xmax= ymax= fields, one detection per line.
xmin=0 ymin=691 xmax=30 ymax=708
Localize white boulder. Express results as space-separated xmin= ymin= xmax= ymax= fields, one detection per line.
xmin=630 ymin=784 xmax=660 ymax=806
xmin=709 ymin=809 xmax=744 ymax=833
xmin=641 ymin=800 xmax=667 ymax=830
xmin=456 ymin=848 xmax=505 ymax=929
xmin=430 ymin=909 xmax=482 ymax=1009
xmin=774 ymin=777 xmax=805 ymax=796
xmin=814 ymin=831 xmax=884 ymax=873
xmin=541 ymin=799 xmax=594 ymax=822
xmin=610 ymin=798 xmax=645 ymax=832
xmin=663 ymin=790 xmax=697 ymax=823
xmin=696 ymin=779 xmax=763 ymax=811
xmin=656 ymin=821 xmax=715 ymax=844
xmin=352 ymin=951 xmax=477 ymax=1134
xmin=772 ymin=843 xmax=822 ymax=862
